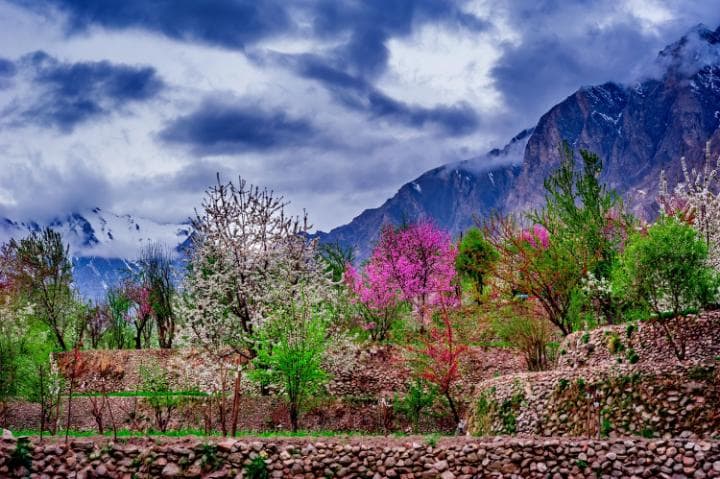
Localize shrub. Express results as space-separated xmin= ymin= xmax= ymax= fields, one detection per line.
xmin=245 ymin=455 xmax=269 ymax=479
xmin=139 ymin=364 xmax=182 ymax=432
xmin=393 ymin=379 xmax=437 ymax=433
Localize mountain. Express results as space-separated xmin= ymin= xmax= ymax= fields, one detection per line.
xmin=318 ymin=24 xmax=720 ymax=259
xmin=0 ymin=208 xmax=190 ymax=299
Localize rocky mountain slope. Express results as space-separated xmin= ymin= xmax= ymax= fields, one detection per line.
xmin=318 ymin=24 xmax=720 ymax=259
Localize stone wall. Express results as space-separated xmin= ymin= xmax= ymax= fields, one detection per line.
xmin=2 ymin=434 xmax=720 ymax=478
xmin=558 ymin=311 xmax=720 ymax=369
xmin=55 ymin=344 xmax=523 ymax=398
xmin=468 ymin=361 xmax=720 ymax=438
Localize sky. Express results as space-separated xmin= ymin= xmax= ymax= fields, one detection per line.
xmin=0 ymin=0 xmax=719 ymax=232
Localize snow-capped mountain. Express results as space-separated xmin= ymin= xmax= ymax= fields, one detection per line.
xmin=318 ymin=24 xmax=720 ymax=259
xmin=0 ymin=208 xmax=191 ymax=299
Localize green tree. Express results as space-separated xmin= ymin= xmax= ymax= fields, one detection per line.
xmin=612 ymin=215 xmax=718 ymax=358
xmin=4 ymin=228 xmax=75 ymax=350
xmin=249 ymin=298 xmax=330 ymax=432
xmin=455 ymin=227 xmax=498 ymax=304
xmin=533 ymin=145 xmax=631 ymax=324
xmin=106 ymin=287 xmax=132 ymax=349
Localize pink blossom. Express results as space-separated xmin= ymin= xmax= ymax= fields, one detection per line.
xmin=345 ymin=220 xmax=459 ymax=327
xmin=521 ymin=224 xmax=550 ymax=249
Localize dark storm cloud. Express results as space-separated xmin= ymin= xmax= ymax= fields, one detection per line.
xmin=9 ymin=51 xmax=164 ymax=132
xmin=308 ymin=0 xmax=489 ymax=77
xmin=11 ymin=0 xmax=291 ymax=50
xmin=0 ymin=57 xmax=16 ymax=89
xmin=275 ymin=54 xmax=479 ymax=136
xmin=159 ymin=99 xmax=318 ymax=155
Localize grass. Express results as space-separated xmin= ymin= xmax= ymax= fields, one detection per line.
xmin=69 ymin=390 xmax=208 ymax=398
xmin=9 ymin=428 xmax=428 ymax=439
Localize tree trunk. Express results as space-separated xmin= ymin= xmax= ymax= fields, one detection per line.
xmin=289 ymin=402 xmax=299 ymax=433
xmin=445 ymin=391 xmax=460 ymax=426
xmin=230 ymin=363 xmax=242 ymax=436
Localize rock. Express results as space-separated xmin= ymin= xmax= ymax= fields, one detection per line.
xmin=433 ymin=460 xmax=449 ymax=472
xmin=440 ymin=472 xmax=456 ymax=479
xmin=1 ymin=429 xmax=13 ymax=440
xmin=161 ymin=463 xmax=181 ymax=478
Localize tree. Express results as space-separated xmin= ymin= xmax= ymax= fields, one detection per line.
xmin=346 ymin=221 xmax=458 ymax=333
xmin=659 ymin=141 xmax=720 ymax=270
xmin=484 ymin=216 xmax=582 ymax=335
xmin=489 ymin=297 xmax=555 ymax=371
xmin=455 ymin=227 xmax=498 ymax=304
xmin=531 ymin=145 xmax=631 ymax=324
xmin=344 ymin=258 xmax=403 ymax=342
xmin=106 ymin=287 xmax=132 ymax=349
xmin=124 ymin=282 xmax=154 ymax=349
xmin=410 ymin=307 xmax=467 ymax=426
xmin=249 ymin=296 xmax=330 ymax=432
xmin=184 ymin=174 xmax=333 ymax=435
xmin=138 ymin=243 xmax=177 ymax=348
xmin=612 ymin=215 xmax=718 ymax=359
xmin=3 ymin=228 xmax=74 ymax=350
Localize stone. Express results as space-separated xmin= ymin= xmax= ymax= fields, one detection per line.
xmin=433 ymin=460 xmax=449 ymax=472
xmin=440 ymin=472 xmax=456 ymax=479
xmin=161 ymin=463 xmax=181 ymax=478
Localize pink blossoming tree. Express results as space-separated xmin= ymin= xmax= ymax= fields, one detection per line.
xmin=345 ymin=220 xmax=459 ymax=335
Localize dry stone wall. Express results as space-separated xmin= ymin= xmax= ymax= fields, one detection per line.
xmin=2 ymin=434 xmax=720 ymax=478
xmin=467 ymin=312 xmax=720 ymax=438
xmin=469 ymin=361 xmax=720 ymax=438
xmin=558 ymin=311 xmax=720 ymax=369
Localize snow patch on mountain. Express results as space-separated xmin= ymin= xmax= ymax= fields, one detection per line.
xmin=0 ymin=207 xmax=190 ymax=259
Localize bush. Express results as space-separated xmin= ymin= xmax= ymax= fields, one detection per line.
xmin=245 ymin=455 xmax=269 ymax=479
xmin=393 ymin=379 xmax=437 ymax=433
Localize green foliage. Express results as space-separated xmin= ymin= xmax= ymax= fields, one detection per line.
xmin=455 ymin=227 xmax=498 ymax=303
xmin=106 ymin=288 xmax=133 ymax=349
xmin=625 ymin=348 xmax=639 ymax=364
xmin=612 ymin=215 xmax=718 ymax=318
xmin=245 ymin=456 xmax=269 ymax=479
xmin=490 ymin=301 xmax=554 ymax=371
xmin=199 ymin=443 xmax=220 ymax=471
xmin=424 ymin=433 xmax=439 ymax=448
xmin=581 ymin=332 xmax=590 ymax=344
xmin=532 ymin=145 xmax=631 ymax=327
xmin=9 ymin=437 xmax=32 ymax=471
xmin=687 ymin=365 xmax=715 ymax=381
xmin=473 ymin=388 xmax=496 ymax=436
xmin=606 ymin=333 xmax=624 ymax=354
xmin=5 ymin=228 xmax=76 ymax=350
xmin=250 ymin=297 xmax=330 ymax=432
xmin=393 ymin=379 xmax=437 ymax=432
xmin=600 ymin=416 xmax=612 ymax=438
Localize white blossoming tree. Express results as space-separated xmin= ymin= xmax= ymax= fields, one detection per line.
xmin=183 ymin=174 xmax=333 ymax=435
xmin=659 ymin=142 xmax=720 ymax=271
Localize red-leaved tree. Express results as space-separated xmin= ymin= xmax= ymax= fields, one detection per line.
xmin=411 ymin=308 xmax=468 ymax=425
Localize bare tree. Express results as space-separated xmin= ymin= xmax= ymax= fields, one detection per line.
xmin=138 ymin=243 xmax=177 ymax=348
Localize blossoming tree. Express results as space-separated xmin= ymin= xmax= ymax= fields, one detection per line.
xmin=345 ymin=221 xmax=458 ymax=335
